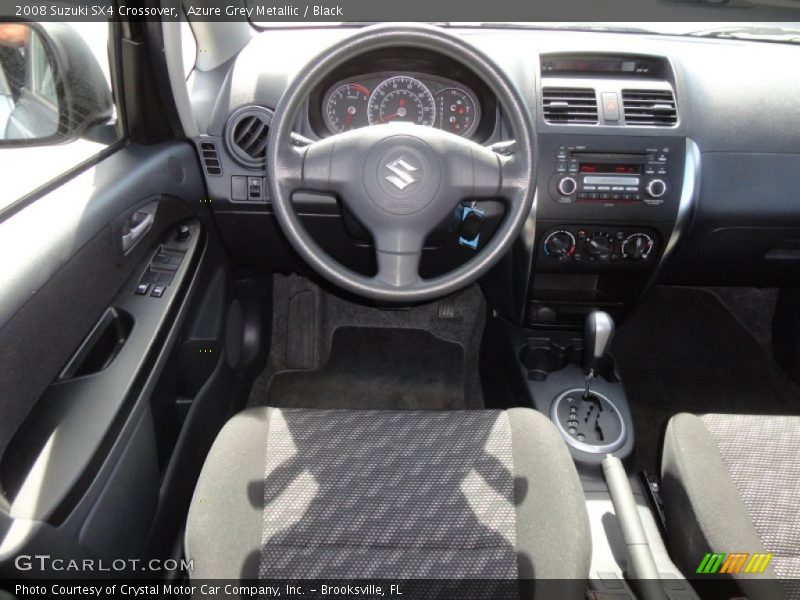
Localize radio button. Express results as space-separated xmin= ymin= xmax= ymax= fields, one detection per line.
xmin=597 ymin=186 xmax=611 ymax=191
xmin=583 ymin=185 xmax=597 ymax=191
xmin=625 ymin=186 xmax=638 ymax=192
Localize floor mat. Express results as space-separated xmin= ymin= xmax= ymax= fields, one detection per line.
xmin=612 ymin=287 xmax=800 ymax=474
xmin=267 ymin=326 xmax=467 ymax=409
xmin=248 ymin=274 xmax=486 ymax=410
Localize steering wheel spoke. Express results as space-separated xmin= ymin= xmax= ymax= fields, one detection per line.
xmin=468 ymin=141 xmax=529 ymax=203
xmin=371 ymin=226 xmax=427 ymax=287
xmin=277 ymin=135 xmax=340 ymax=195
xmin=375 ymin=249 xmax=423 ymax=288
xmin=497 ymin=151 xmax=530 ymax=201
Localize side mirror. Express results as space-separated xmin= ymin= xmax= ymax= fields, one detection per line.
xmin=0 ymin=22 xmax=114 ymax=146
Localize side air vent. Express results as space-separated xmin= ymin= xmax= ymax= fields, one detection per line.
xmin=200 ymin=142 xmax=221 ymax=176
xmin=225 ymin=106 xmax=274 ymax=168
xmin=542 ymin=87 xmax=598 ymax=124
xmin=622 ymin=89 xmax=678 ymax=126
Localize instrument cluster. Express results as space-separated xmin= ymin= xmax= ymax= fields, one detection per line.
xmin=321 ymin=73 xmax=481 ymax=138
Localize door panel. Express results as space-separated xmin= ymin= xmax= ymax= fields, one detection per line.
xmin=0 ymin=142 xmax=202 ymax=467
xmin=0 ymin=140 xmax=228 ymax=573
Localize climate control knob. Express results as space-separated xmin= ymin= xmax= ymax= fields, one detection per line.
xmin=622 ymin=233 xmax=655 ymax=260
xmin=646 ymin=179 xmax=667 ymax=199
xmin=557 ymin=177 xmax=578 ymax=196
xmin=544 ymin=230 xmax=577 ymax=258
xmin=584 ymin=232 xmax=614 ymax=261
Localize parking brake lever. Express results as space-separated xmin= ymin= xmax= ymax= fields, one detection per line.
xmin=583 ymin=311 xmax=615 ymax=398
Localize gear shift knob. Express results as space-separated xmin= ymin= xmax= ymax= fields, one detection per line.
xmin=583 ymin=311 xmax=615 ymax=374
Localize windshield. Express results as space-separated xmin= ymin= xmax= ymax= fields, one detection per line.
xmin=252 ymin=20 xmax=800 ymax=44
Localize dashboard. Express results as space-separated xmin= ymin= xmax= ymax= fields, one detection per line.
xmin=192 ymin=25 xmax=800 ymax=324
xmin=320 ymin=73 xmax=481 ymax=138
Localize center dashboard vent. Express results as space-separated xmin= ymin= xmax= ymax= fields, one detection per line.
xmin=542 ymin=87 xmax=598 ymax=124
xmin=622 ymin=89 xmax=677 ymax=126
xmin=225 ymin=106 xmax=274 ymax=168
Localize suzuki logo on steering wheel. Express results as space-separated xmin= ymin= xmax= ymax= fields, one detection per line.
xmin=384 ymin=157 xmax=419 ymax=191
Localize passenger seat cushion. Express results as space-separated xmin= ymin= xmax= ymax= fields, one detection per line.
xmin=661 ymin=413 xmax=788 ymax=600
xmin=701 ymin=414 xmax=800 ymax=593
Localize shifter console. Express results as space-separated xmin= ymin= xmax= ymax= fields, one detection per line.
xmin=547 ymin=311 xmax=628 ymax=456
xmin=552 ymin=389 xmax=626 ymax=454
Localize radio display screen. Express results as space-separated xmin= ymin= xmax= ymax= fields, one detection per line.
xmin=579 ymin=162 xmax=643 ymax=175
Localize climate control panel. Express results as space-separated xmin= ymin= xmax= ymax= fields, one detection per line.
xmin=539 ymin=225 xmax=660 ymax=273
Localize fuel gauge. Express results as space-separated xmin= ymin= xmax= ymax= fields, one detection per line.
xmin=435 ymin=88 xmax=479 ymax=137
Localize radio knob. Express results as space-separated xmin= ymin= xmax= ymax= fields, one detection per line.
xmin=646 ymin=179 xmax=667 ymax=199
xmin=557 ymin=177 xmax=578 ymax=196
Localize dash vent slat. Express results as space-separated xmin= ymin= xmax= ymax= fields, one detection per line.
xmin=225 ymin=107 xmax=274 ymax=168
xmin=200 ymin=142 xmax=221 ymax=176
xmin=542 ymin=87 xmax=598 ymax=124
xmin=622 ymin=89 xmax=677 ymax=127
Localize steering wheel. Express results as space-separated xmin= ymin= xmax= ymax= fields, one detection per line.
xmin=266 ymin=23 xmax=536 ymax=302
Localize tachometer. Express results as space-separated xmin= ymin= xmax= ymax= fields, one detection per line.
xmin=324 ymin=83 xmax=371 ymax=134
xmin=367 ymin=76 xmax=436 ymax=127
xmin=435 ymin=88 xmax=479 ymax=137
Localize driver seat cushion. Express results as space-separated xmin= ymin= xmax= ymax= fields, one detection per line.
xmin=185 ymin=407 xmax=590 ymax=590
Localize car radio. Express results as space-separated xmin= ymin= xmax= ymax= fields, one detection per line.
xmin=549 ymin=149 xmax=670 ymax=206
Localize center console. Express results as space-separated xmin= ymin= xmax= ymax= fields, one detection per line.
xmin=521 ymin=52 xmax=697 ymax=328
xmin=494 ymin=53 xmax=702 ymax=598
xmin=530 ymin=134 xmax=693 ymax=326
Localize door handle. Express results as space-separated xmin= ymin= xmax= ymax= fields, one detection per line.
xmin=121 ymin=203 xmax=157 ymax=253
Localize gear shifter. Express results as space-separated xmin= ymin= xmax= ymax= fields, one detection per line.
xmin=583 ymin=311 xmax=615 ymax=398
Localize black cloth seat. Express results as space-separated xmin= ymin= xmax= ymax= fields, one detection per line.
xmin=186 ymin=407 xmax=590 ymax=598
xmin=661 ymin=413 xmax=800 ymax=600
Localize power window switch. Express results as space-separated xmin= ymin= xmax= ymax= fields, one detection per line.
xmin=150 ymin=285 xmax=166 ymax=298
xmin=135 ymin=283 xmax=150 ymax=295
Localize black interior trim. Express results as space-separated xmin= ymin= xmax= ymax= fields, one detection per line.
xmin=0 ymin=221 xmax=205 ymax=524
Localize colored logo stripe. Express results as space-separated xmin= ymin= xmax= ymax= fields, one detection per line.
xmin=720 ymin=553 xmax=749 ymax=574
xmin=744 ymin=553 xmax=773 ymax=574
xmin=696 ymin=552 xmax=773 ymax=574
xmin=697 ymin=553 xmax=726 ymax=574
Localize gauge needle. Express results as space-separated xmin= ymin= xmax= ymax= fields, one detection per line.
xmin=344 ymin=112 xmax=353 ymax=130
xmin=381 ymin=113 xmax=400 ymax=123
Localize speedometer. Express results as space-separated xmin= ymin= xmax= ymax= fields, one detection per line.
xmin=367 ymin=76 xmax=436 ymax=127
